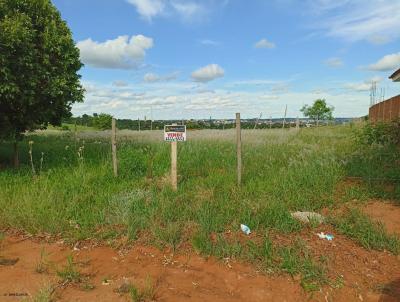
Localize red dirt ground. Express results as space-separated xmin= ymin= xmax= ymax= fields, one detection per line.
xmin=361 ymin=200 xmax=400 ymax=236
xmin=0 ymin=230 xmax=399 ymax=302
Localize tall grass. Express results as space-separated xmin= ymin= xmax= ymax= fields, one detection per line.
xmin=0 ymin=125 xmax=398 ymax=288
xmin=0 ymin=127 xmax=350 ymax=240
xmin=345 ymin=122 xmax=400 ymax=200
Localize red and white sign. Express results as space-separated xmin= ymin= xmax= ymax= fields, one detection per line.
xmin=164 ymin=125 xmax=186 ymax=142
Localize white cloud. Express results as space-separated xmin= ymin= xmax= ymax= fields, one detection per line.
xmin=191 ymin=64 xmax=224 ymax=82
xmin=344 ymin=82 xmax=371 ymax=92
xmin=113 ymin=80 xmax=129 ymax=87
xmin=171 ymin=1 xmax=203 ymax=20
xmin=126 ymin=0 xmax=210 ymax=22
xmin=367 ymin=35 xmax=391 ymax=45
xmin=311 ymin=88 xmax=328 ymax=95
xmin=324 ymin=57 xmax=343 ymax=68
xmin=196 ymin=88 xmax=215 ymax=94
xmin=77 ymin=35 xmax=153 ymax=69
xmin=227 ymin=80 xmax=290 ymax=94
xmin=200 ymin=39 xmax=220 ymax=46
xmin=307 ymin=0 xmax=351 ymax=13
xmin=271 ymin=82 xmax=290 ymax=93
xmin=312 ymin=1 xmax=400 ymax=44
xmin=143 ymin=71 xmax=179 ymax=82
xmin=126 ymin=0 xmax=166 ymax=21
xmin=344 ymin=77 xmax=382 ymax=92
xmin=254 ymin=38 xmax=276 ymax=49
xmin=259 ymin=95 xmax=279 ymax=100
xmin=136 ymin=95 xmax=180 ymax=107
xmin=367 ymin=52 xmax=400 ymax=71
xmin=185 ymin=95 xmax=237 ymax=110
xmin=74 ymin=79 xmax=389 ymax=119
xmin=230 ymin=79 xmax=279 ymax=86
xmin=143 ymin=73 xmax=160 ymax=83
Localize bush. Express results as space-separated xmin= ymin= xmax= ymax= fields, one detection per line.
xmin=93 ymin=113 xmax=112 ymax=130
xmin=357 ymin=120 xmax=400 ymax=146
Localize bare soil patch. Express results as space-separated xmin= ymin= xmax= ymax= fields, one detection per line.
xmin=0 ymin=235 xmax=306 ymax=302
xmin=361 ymin=200 xmax=400 ymax=236
xmin=0 ymin=232 xmax=399 ymax=302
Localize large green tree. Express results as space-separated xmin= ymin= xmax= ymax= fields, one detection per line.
xmin=0 ymin=0 xmax=84 ymax=166
xmin=300 ymin=99 xmax=334 ymax=126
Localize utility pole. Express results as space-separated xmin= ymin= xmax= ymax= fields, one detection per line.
xmin=282 ymin=104 xmax=287 ymax=129
xmin=254 ymin=113 xmax=262 ymax=130
xmin=150 ymin=106 xmax=153 ymax=131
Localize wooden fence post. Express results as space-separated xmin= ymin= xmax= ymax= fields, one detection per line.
xmin=111 ymin=118 xmax=118 ymax=177
xmin=236 ymin=113 xmax=242 ymax=186
xmin=171 ymin=141 xmax=177 ymax=191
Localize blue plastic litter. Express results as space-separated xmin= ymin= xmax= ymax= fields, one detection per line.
xmin=325 ymin=234 xmax=334 ymax=241
xmin=317 ymin=232 xmax=334 ymax=241
xmin=240 ymin=224 xmax=251 ymax=235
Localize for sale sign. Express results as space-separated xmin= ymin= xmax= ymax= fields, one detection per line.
xmin=164 ymin=125 xmax=186 ymax=142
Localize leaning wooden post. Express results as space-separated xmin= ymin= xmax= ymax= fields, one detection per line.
xmin=111 ymin=118 xmax=118 ymax=177
xmin=236 ymin=113 xmax=242 ymax=186
xmin=171 ymin=141 xmax=178 ymax=191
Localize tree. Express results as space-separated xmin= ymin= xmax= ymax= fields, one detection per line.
xmin=300 ymin=99 xmax=334 ymax=126
xmin=93 ymin=113 xmax=112 ymax=130
xmin=0 ymin=0 xmax=84 ymax=166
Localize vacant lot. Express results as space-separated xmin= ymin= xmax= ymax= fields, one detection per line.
xmin=0 ymin=126 xmax=399 ymax=301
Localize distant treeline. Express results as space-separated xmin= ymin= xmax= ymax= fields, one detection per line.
xmin=63 ymin=113 xmax=351 ymax=131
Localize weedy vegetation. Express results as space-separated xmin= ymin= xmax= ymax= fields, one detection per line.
xmin=23 ymin=282 xmax=54 ymax=302
xmin=332 ymin=209 xmax=400 ymax=254
xmin=35 ymin=248 xmax=50 ymax=274
xmin=1 ymin=124 xmax=399 ymax=290
xmin=56 ymin=255 xmax=82 ymax=284
xmin=129 ymin=277 xmax=156 ymax=302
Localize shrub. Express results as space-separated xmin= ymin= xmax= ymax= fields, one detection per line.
xmin=356 ymin=120 xmax=400 ymax=146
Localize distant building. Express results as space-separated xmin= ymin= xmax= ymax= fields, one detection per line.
xmin=389 ymin=67 xmax=400 ymax=82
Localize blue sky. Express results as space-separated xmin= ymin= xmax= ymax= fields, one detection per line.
xmin=52 ymin=0 xmax=400 ymax=119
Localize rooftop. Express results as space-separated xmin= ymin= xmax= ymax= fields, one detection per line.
xmin=389 ymin=67 xmax=400 ymax=82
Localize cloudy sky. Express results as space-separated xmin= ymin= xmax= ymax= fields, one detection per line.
xmin=53 ymin=0 xmax=400 ymax=119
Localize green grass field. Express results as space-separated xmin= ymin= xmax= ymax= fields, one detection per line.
xmin=0 ymin=125 xmax=399 ymax=290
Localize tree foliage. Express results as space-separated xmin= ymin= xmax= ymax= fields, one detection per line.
xmin=93 ymin=113 xmax=113 ymax=130
xmin=0 ymin=0 xmax=84 ymax=141
xmin=301 ymin=99 xmax=334 ymax=125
